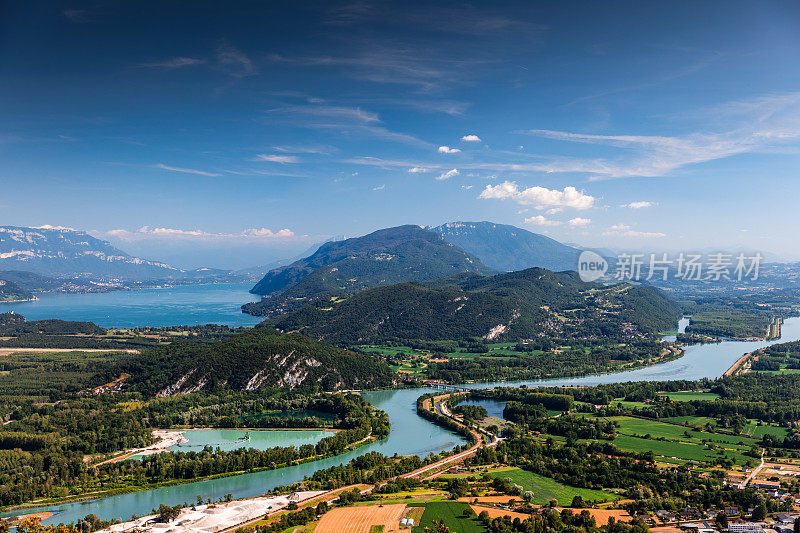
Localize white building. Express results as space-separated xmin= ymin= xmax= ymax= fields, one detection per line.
xmin=729 ymin=523 xmax=764 ymax=533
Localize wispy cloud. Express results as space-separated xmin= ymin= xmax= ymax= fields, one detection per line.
xmin=519 ymin=92 xmax=800 ymax=179
xmin=273 ymin=145 xmax=336 ymax=155
xmin=216 ymin=41 xmax=255 ymax=77
xmin=479 ymin=182 xmax=595 ymax=210
xmin=252 ymin=154 xmax=300 ymax=163
xmin=372 ymin=184 xmax=386 ymax=191
xmin=267 ymin=103 xmax=431 ymax=148
xmin=63 ymin=9 xmax=91 ymax=23
xmin=408 ymin=167 xmax=428 ymax=173
xmin=139 ymin=57 xmax=206 ymax=69
xmin=436 ymin=168 xmax=459 ymax=180
xmin=268 ymin=105 xmax=380 ymax=123
xmin=268 ymin=49 xmax=461 ymax=93
xmin=155 ymin=163 xmax=220 ymax=177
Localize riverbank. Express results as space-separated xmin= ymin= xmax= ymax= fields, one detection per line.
xmin=98 ymin=491 xmax=325 ymax=533
xmin=2 ymin=427 xmax=379 ymax=515
xmin=723 ymin=349 xmax=761 ymax=377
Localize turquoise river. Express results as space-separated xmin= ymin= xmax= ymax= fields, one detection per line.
xmin=1 ymin=286 xmax=797 ymax=525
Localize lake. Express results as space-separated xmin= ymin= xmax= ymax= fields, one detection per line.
xmin=0 ymin=283 xmax=262 ymax=327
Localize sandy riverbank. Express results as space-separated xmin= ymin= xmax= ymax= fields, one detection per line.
xmin=723 ymin=350 xmax=760 ymax=377
xmin=98 ymin=491 xmax=324 ymax=533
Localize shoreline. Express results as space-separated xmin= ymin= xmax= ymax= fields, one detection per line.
xmin=96 ymin=427 xmax=339 ymax=465
xmin=723 ymin=349 xmax=761 ymax=377
xmin=2 ymin=429 xmax=380 ymax=516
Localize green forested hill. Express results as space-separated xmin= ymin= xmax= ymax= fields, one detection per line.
xmin=267 ymin=268 xmax=681 ymax=344
xmin=0 ymin=312 xmax=105 ymax=335
xmin=124 ymin=327 xmax=395 ymax=396
xmin=246 ymin=225 xmax=494 ymax=315
xmin=0 ymin=279 xmax=34 ymax=302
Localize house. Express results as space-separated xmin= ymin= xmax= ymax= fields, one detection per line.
xmin=752 ymin=480 xmax=781 ymax=490
xmin=726 ymin=507 xmax=741 ymax=516
xmin=773 ymin=514 xmax=796 ymax=525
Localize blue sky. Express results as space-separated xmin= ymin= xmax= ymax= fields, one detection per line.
xmin=3 ymin=1 xmax=800 ymax=268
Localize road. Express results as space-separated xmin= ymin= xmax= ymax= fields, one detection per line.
xmin=738 ymin=453 xmax=765 ymax=489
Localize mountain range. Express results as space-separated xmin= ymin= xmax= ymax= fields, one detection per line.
xmin=246 ymin=225 xmax=495 ymax=315
xmin=429 ymin=221 xmax=584 ymax=272
xmin=0 ymin=226 xmax=181 ymax=281
xmin=264 ymin=267 xmax=680 ymax=344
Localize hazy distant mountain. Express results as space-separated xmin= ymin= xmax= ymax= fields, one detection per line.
xmin=247 ymin=225 xmax=494 ymax=314
xmin=430 ymin=221 xmax=583 ymax=272
xmin=0 ymin=226 xmax=181 ymax=280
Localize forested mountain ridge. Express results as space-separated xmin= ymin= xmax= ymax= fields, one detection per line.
xmin=245 ymin=225 xmax=494 ymax=315
xmin=266 ymin=267 xmax=681 ymax=344
xmin=0 ymin=225 xmax=181 ymax=280
xmin=124 ymin=327 xmax=395 ymax=396
xmin=429 ymin=221 xmax=584 ymax=272
xmin=0 ymin=279 xmax=34 ymax=302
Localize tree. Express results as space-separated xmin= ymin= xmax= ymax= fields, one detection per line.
xmin=752 ymin=503 xmax=767 ymax=522
xmin=793 ymin=517 xmax=800 ymax=533
xmin=523 ymin=491 xmax=534 ymax=503
xmin=716 ymin=512 xmax=729 ymax=529
xmin=156 ymin=504 xmax=181 ymax=523
xmin=571 ymin=495 xmax=585 ymax=508
xmin=425 ymin=520 xmax=451 ymax=533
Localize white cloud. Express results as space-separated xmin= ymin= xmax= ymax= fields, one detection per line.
xmin=568 ymin=217 xmax=591 ymax=226
xmin=524 ymin=215 xmax=561 ymax=226
xmin=101 ymin=226 xmax=297 ymax=242
xmin=478 ymin=181 xmax=595 ymax=210
xmin=372 ymin=184 xmax=386 ymax=191
xmin=438 ymin=146 xmax=461 ymax=154
xmin=602 ymin=223 xmax=665 ymax=238
xmin=252 ymin=154 xmax=300 ymax=163
xmin=461 ymin=134 xmax=482 ymax=142
xmin=621 ymin=201 xmax=653 ymax=209
xmin=408 ymin=167 xmax=428 ymax=173
xmin=436 ymin=168 xmax=459 ymax=180
xmin=155 ymin=163 xmax=220 ymax=177
xmin=461 ymin=185 xmax=473 ymax=190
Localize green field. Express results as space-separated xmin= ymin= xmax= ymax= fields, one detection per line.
xmin=489 ymin=468 xmax=619 ymax=506
xmin=663 ymin=391 xmax=720 ymax=402
xmin=412 ymin=502 xmax=485 ymax=533
xmin=597 ymin=416 xmax=757 ymax=464
xmin=742 ymin=421 xmax=788 ymax=439
xmin=661 ymin=415 xmax=718 ymax=427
